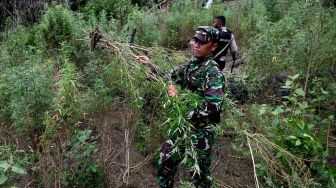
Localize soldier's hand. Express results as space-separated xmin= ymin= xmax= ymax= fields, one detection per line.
xmin=167 ymin=85 xmax=178 ymax=97
xmin=136 ymin=55 xmax=151 ymax=65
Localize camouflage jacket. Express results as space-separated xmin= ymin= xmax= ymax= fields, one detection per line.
xmin=171 ymin=55 xmax=224 ymax=124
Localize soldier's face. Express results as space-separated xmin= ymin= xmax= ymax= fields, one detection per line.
xmin=213 ymin=19 xmax=222 ymax=29
xmin=193 ymin=40 xmax=218 ymax=58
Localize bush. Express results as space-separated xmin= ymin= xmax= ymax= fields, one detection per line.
xmin=0 ymin=145 xmax=30 ymax=187
xmin=53 ymin=57 xmax=82 ymax=127
xmin=124 ymin=1 xmax=224 ymax=48
xmin=0 ymin=63 xmax=54 ymax=136
xmin=81 ymin=61 xmax=117 ymax=112
xmin=83 ymin=0 xmax=133 ymax=29
xmin=123 ymin=8 xmax=162 ymax=46
xmin=62 ymin=130 xmax=103 ymax=188
xmin=0 ymin=0 xmax=89 ymax=27
xmin=246 ymin=1 xmax=336 ymax=83
xmin=39 ymin=4 xmax=77 ymax=49
xmin=0 ymin=26 xmax=41 ymax=67
xmin=252 ymin=75 xmax=336 ymax=186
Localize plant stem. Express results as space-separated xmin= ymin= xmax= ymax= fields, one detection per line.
xmin=246 ymin=134 xmax=260 ymax=188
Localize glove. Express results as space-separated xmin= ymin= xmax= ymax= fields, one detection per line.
xmin=186 ymin=110 xmax=208 ymax=120
xmin=187 ymin=110 xmax=196 ymax=120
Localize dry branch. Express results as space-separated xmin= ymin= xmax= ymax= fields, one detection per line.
xmin=89 ymin=27 xmax=170 ymax=82
xmin=244 ymin=131 xmax=311 ymax=187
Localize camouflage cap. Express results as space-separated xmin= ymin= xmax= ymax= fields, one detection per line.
xmin=193 ymin=26 xmax=220 ymax=44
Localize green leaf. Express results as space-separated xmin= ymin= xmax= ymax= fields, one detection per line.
xmin=276 ymin=152 xmax=283 ymax=158
xmin=297 ymin=121 xmax=305 ymax=130
xmin=295 ymin=88 xmax=305 ymax=96
xmin=294 ymin=109 xmax=302 ymax=115
xmin=293 ymin=74 xmax=300 ymax=80
xmin=307 ymin=124 xmax=314 ymax=130
xmin=0 ymin=175 xmax=8 ymax=185
xmin=302 ymin=133 xmax=314 ymax=140
xmin=289 ymin=74 xmax=300 ymax=80
xmin=288 ymin=96 xmax=297 ymax=103
xmin=0 ymin=161 xmax=10 ymax=171
xmin=285 ymin=80 xmax=292 ymax=86
xmin=9 ymin=155 xmax=13 ymax=165
xmin=282 ymin=96 xmax=289 ymax=100
xmin=259 ymin=106 xmax=267 ymax=115
xmin=78 ymin=130 xmax=92 ymax=143
xmin=272 ymin=119 xmax=280 ymax=127
xmin=11 ymin=165 xmax=27 ymax=174
xmin=295 ymin=139 xmax=301 ymax=146
xmin=288 ymin=135 xmax=297 ymax=140
xmin=321 ymin=88 xmax=329 ymax=95
xmin=271 ymin=106 xmax=284 ymax=115
xmin=299 ymin=101 xmax=308 ymax=109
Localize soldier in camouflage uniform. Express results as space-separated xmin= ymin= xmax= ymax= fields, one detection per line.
xmin=137 ymin=26 xmax=224 ymax=188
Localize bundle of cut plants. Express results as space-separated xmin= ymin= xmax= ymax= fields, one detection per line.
xmin=162 ymin=91 xmax=205 ymax=176
xmin=89 ymin=27 xmax=189 ymax=82
xmin=90 ymin=27 xmax=167 ymax=82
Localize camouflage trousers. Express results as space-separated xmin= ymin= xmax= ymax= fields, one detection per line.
xmin=157 ymin=127 xmax=214 ymax=188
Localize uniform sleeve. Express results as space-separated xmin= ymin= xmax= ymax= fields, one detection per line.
xmin=187 ymin=65 xmax=224 ymax=121
xmin=203 ymin=65 xmax=224 ymax=114
xmin=171 ymin=64 xmax=187 ymax=86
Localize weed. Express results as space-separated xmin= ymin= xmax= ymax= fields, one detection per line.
xmin=39 ymin=4 xmax=76 ymax=50
xmin=0 ymin=145 xmax=30 ymax=187
xmin=62 ymin=130 xmax=103 ymax=187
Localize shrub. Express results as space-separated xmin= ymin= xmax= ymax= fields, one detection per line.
xmin=253 ymin=75 xmax=336 ymax=186
xmin=246 ymin=1 xmax=336 ymax=83
xmin=0 ymin=63 xmax=54 ymax=136
xmin=123 ymin=8 xmax=162 ymax=46
xmin=135 ymin=80 xmax=167 ymax=153
xmin=0 ymin=145 xmax=31 ymax=187
xmin=62 ymin=130 xmax=103 ymax=188
xmin=83 ymin=0 xmax=133 ymax=29
xmin=81 ymin=61 xmax=117 ymax=112
xmin=124 ymin=1 xmax=220 ymax=48
xmin=0 ymin=26 xmax=41 ymax=67
xmin=39 ymin=4 xmax=76 ymax=49
xmin=52 ymin=58 xmax=82 ymax=127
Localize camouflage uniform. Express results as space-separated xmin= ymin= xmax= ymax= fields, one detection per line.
xmin=157 ymin=55 xmax=224 ymax=188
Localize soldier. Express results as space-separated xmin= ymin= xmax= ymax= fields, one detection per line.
xmin=212 ymin=15 xmax=238 ymax=71
xmin=137 ymin=26 xmax=224 ymax=188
